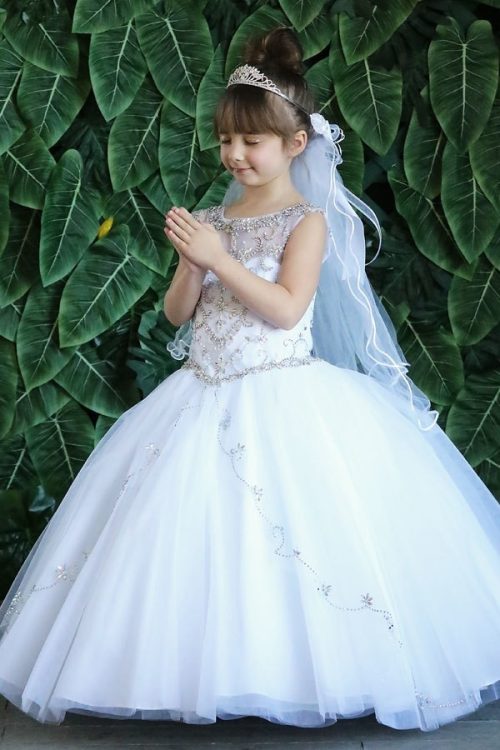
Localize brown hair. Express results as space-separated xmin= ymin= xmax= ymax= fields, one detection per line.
xmin=213 ymin=26 xmax=316 ymax=148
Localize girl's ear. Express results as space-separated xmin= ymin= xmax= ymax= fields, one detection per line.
xmin=287 ymin=130 xmax=308 ymax=158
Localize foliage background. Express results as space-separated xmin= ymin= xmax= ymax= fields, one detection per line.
xmin=0 ymin=0 xmax=499 ymax=596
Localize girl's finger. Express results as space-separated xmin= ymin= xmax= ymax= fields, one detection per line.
xmin=166 ymin=221 xmax=190 ymax=243
xmin=167 ymin=209 xmax=193 ymax=234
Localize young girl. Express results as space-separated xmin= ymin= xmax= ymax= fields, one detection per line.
xmin=1 ymin=26 xmax=500 ymax=734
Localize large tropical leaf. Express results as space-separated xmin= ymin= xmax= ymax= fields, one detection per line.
xmin=0 ymin=433 xmax=37 ymax=490
xmin=106 ymin=188 xmax=173 ymax=275
xmin=476 ymin=451 xmax=500 ymax=501
xmin=339 ymin=0 xmax=419 ymax=64
xmin=278 ymin=0 xmax=324 ymax=32
xmin=40 ymin=150 xmax=102 ymax=285
xmin=89 ymin=21 xmax=147 ymax=122
xmin=108 ymin=76 xmax=162 ymax=191
xmin=403 ymin=87 xmax=444 ymax=199
xmin=24 ymin=400 xmax=95 ymax=499
xmin=0 ymin=40 xmax=25 ymax=155
xmin=2 ymin=7 xmax=79 ymax=77
xmin=305 ymin=58 xmax=336 ymax=116
xmin=16 ymin=280 xmax=76 ymax=392
xmin=160 ymin=102 xmax=220 ymax=207
xmin=0 ymin=337 xmax=17 ymax=439
xmin=0 ymin=160 xmax=9 ymax=253
xmin=446 ymin=369 xmax=500 ymax=467
xmin=448 ymin=257 xmax=500 ymax=346
xmin=2 ymin=129 xmax=55 ymax=209
xmin=225 ymin=6 xmax=286 ymax=76
xmin=11 ymin=380 xmax=71 ymax=435
xmin=469 ymin=88 xmax=500 ymax=214
xmin=296 ymin=6 xmax=335 ymax=59
xmin=196 ymin=44 xmax=225 ymax=151
xmin=0 ymin=294 xmax=26 ymax=341
xmin=330 ymin=31 xmax=402 ymax=155
xmin=136 ymin=1 xmax=213 ymax=117
xmin=441 ymin=142 xmax=499 ymax=262
xmin=58 ymin=225 xmax=153 ymax=347
xmin=54 ymin=342 xmax=138 ymax=418
xmin=397 ymin=322 xmax=464 ymax=406
xmin=17 ymin=62 xmax=90 ymax=147
xmin=388 ymin=166 xmax=474 ymax=277
xmin=73 ymin=0 xmax=152 ymax=33
xmin=428 ymin=19 xmax=498 ymax=152
xmin=0 ymin=205 xmax=39 ymax=307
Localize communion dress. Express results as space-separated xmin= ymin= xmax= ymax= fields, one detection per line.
xmin=1 ymin=200 xmax=500 ymax=733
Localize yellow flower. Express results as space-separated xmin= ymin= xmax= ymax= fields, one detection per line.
xmin=97 ymin=217 xmax=114 ymax=238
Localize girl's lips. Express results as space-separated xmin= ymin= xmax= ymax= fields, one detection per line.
xmin=234 ymin=167 xmax=251 ymax=173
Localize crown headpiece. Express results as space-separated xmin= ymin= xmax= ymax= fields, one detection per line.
xmin=226 ymin=64 xmax=309 ymax=115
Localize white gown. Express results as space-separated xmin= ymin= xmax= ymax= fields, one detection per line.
xmin=1 ymin=201 xmax=500 ymax=732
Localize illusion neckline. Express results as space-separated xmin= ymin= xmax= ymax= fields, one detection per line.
xmin=220 ymin=201 xmax=311 ymax=221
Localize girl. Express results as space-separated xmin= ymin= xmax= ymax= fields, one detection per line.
xmin=1 ymin=26 xmax=500 ymax=734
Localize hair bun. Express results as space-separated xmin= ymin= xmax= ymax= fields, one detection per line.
xmin=244 ymin=26 xmax=304 ymax=76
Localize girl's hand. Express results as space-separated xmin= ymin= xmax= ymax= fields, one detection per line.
xmin=164 ymin=207 xmax=227 ymax=272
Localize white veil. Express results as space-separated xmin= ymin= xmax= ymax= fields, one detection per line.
xmin=167 ymin=114 xmax=439 ymax=432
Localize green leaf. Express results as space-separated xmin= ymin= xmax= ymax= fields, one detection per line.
xmin=17 ymin=280 xmax=76 ymax=391
xmin=0 ymin=205 xmax=39 ymax=307
xmin=0 ymin=433 xmax=37 ymax=490
xmin=225 ymin=6 xmax=286 ymax=76
xmin=441 ymin=142 xmax=499 ymax=262
xmin=12 ymin=380 xmax=71 ymax=435
xmin=108 ymin=76 xmax=162 ymax=191
xmin=475 ymin=450 xmax=500 ymax=500
xmin=388 ymin=165 xmax=472 ymax=276
xmin=58 ymin=225 xmax=153 ymax=347
xmin=339 ymin=0 xmax=419 ymax=64
xmin=0 ymin=294 xmax=26 ymax=341
xmin=24 ymin=400 xmax=95 ymax=499
xmin=0 ymin=160 xmax=9 ymax=253
xmin=54 ymin=342 xmax=138 ymax=418
xmin=446 ymin=369 xmax=500 ymax=466
xmin=196 ymin=44 xmax=225 ymax=151
xmin=469 ymin=88 xmax=500 ymax=214
xmin=0 ymin=40 xmax=25 ymax=155
xmin=17 ymin=62 xmax=90 ymax=147
xmin=40 ymin=149 xmax=102 ymax=285
xmin=429 ymin=19 xmax=499 ymax=152
xmin=94 ymin=414 xmax=118 ymax=445
xmin=89 ymin=21 xmax=147 ymax=122
xmin=338 ymin=129 xmax=364 ymax=196
xmin=106 ymin=188 xmax=173 ymax=275
xmin=73 ymin=0 xmax=152 ymax=33
xmin=448 ymin=257 xmax=500 ymax=346
xmin=403 ymin=87 xmax=444 ymax=199
xmin=305 ymin=58 xmax=336 ymax=117
xmin=3 ymin=8 xmax=79 ymax=77
xmin=278 ymin=0 xmax=324 ymax=32
xmin=330 ymin=30 xmax=402 ymax=155
xmin=136 ymin=1 xmax=213 ymax=117
xmin=2 ymin=129 xmax=55 ymax=209
xmin=398 ymin=322 xmax=464 ymax=406
xmin=296 ymin=7 xmax=335 ymax=59
xmin=0 ymin=337 xmax=17 ymax=439
xmin=138 ymin=170 xmax=170 ymax=214
xmin=160 ymin=101 xmax=220 ymax=206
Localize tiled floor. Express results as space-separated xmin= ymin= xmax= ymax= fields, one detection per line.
xmin=1 ymin=697 xmax=500 ymax=749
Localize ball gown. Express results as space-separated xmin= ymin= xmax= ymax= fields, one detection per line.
xmin=0 ymin=201 xmax=500 ymax=732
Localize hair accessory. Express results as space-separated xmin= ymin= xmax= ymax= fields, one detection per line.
xmin=226 ymin=63 xmax=310 ymax=115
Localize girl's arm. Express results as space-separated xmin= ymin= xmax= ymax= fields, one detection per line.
xmin=211 ymin=211 xmax=327 ymax=330
xmin=163 ymin=256 xmax=205 ymax=326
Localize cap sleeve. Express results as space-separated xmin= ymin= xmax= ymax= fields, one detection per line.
xmin=289 ymin=206 xmax=330 ymax=264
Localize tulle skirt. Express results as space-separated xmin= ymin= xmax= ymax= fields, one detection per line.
xmin=1 ymin=359 xmax=500 ymax=731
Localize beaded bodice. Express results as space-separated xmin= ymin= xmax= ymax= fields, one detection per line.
xmin=181 ymin=202 xmax=325 ymax=385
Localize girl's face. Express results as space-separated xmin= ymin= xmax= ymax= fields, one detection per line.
xmin=219 ymin=131 xmax=294 ymax=184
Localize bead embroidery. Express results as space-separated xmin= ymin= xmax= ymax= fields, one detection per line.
xmin=213 ymin=389 xmax=403 ymax=648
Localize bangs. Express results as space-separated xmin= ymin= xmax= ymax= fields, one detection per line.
xmin=213 ymin=86 xmax=295 ymax=138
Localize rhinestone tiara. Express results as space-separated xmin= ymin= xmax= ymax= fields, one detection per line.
xmin=226 ymin=64 xmax=309 ymax=115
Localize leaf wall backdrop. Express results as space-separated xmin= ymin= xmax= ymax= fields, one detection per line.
xmin=0 ymin=0 xmax=499 ymax=595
